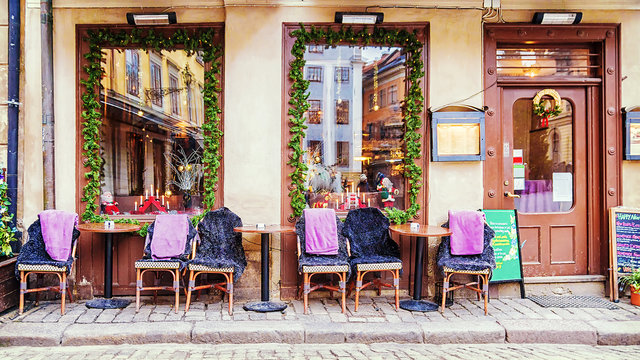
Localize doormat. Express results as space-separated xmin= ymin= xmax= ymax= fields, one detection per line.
xmin=528 ymin=295 xmax=619 ymax=310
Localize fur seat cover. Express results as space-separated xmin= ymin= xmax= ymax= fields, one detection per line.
xmin=342 ymin=208 xmax=402 ymax=269
xmin=188 ymin=207 xmax=247 ymax=282
xmin=436 ymin=221 xmax=496 ymax=273
xmin=295 ymin=213 xmax=351 ymax=279
xmin=15 ymin=219 xmax=80 ymax=279
xmin=137 ymin=220 xmax=197 ymax=271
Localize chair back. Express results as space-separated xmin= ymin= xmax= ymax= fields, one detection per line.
xmin=196 ymin=207 xmax=245 ymax=261
xmin=342 ymin=207 xmax=398 ymax=259
xmin=436 ymin=215 xmax=496 ymax=271
xmin=295 ymin=211 xmax=349 ymax=261
xmin=144 ymin=217 xmax=197 ymax=261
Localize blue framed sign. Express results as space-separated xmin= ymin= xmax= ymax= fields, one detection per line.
xmin=624 ymin=109 xmax=640 ymax=160
xmin=431 ymin=111 xmax=485 ymax=161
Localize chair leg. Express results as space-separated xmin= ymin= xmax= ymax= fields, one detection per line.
xmin=340 ymin=272 xmax=346 ymax=313
xmin=483 ymin=274 xmax=489 ymax=316
xmin=354 ymin=271 xmax=362 ymax=312
xmin=394 ymin=269 xmax=400 ymax=310
xmin=228 ymin=274 xmax=234 ymax=316
xmin=441 ymin=273 xmax=450 ymax=313
xmin=174 ymin=270 xmax=180 ymax=314
xmin=60 ymin=273 xmax=66 ymax=315
xmin=185 ymin=271 xmax=194 ymax=313
xmin=303 ymin=273 xmax=309 ymax=315
xmin=19 ymin=271 xmax=25 ymax=315
xmin=136 ymin=268 xmax=141 ymax=312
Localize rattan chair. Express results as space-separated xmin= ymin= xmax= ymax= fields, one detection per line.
xmin=185 ymin=207 xmax=246 ymax=315
xmin=295 ymin=209 xmax=351 ymax=314
xmin=135 ymin=215 xmax=197 ymax=313
xmin=436 ymin=213 xmax=496 ymax=315
xmin=343 ymin=208 xmax=402 ymax=311
xmin=16 ymin=217 xmax=80 ymax=315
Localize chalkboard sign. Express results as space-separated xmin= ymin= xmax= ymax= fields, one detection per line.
xmin=482 ymin=209 xmax=525 ymax=298
xmin=609 ymin=207 xmax=640 ymax=302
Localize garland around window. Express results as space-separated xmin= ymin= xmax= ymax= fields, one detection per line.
xmin=287 ymin=25 xmax=425 ymax=224
xmin=81 ymin=28 xmax=223 ymax=235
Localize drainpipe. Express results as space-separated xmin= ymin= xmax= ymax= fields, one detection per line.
xmin=41 ymin=0 xmax=55 ymax=209
xmin=7 ymin=0 xmax=21 ymax=249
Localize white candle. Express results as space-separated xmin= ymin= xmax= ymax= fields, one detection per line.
xmin=140 ymin=195 xmax=143 ymax=204
xmin=336 ymin=200 xmax=338 ymax=209
xmin=156 ymin=189 xmax=159 ymax=198
xmin=362 ymin=194 xmax=365 ymax=203
xmin=145 ymin=190 xmax=148 ymax=199
xmin=167 ymin=201 xmax=170 ymax=210
xmin=341 ymin=193 xmax=344 ymax=203
xmin=162 ymin=195 xmax=165 ymax=205
xmin=357 ymin=189 xmax=360 ymax=198
xmin=368 ymin=199 xmax=370 ymax=207
xmin=151 ymin=184 xmax=154 ymax=198
xmin=134 ymin=201 xmax=138 ymax=211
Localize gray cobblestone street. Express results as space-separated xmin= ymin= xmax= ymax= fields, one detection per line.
xmin=0 ymin=343 xmax=638 ymax=359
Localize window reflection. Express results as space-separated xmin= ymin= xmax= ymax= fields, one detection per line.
xmin=303 ymin=45 xmax=406 ymax=211
xmin=100 ymin=49 xmax=205 ymax=215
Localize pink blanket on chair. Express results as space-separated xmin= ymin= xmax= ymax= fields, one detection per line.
xmin=39 ymin=210 xmax=78 ymax=261
xmin=150 ymin=214 xmax=189 ymax=260
xmin=448 ymin=210 xmax=484 ymax=255
xmin=304 ymin=208 xmax=339 ymax=255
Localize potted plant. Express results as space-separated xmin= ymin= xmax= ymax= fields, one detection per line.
xmin=0 ymin=180 xmax=19 ymax=312
xmin=620 ymin=269 xmax=640 ymax=306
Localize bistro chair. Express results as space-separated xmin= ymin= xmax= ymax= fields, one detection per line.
xmin=342 ymin=208 xmax=402 ymax=311
xmin=135 ymin=214 xmax=197 ymax=313
xmin=436 ymin=210 xmax=496 ymax=315
xmin=185 ymin=207 xmax=246 ymax=315
xmin=16 ymin=211 xmax=80 ymax=315
xmin=295 ymin=208 xmax=351 ymax=314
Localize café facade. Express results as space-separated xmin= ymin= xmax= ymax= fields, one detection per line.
xmin=14 ymin=0 xmax=640 ymax=302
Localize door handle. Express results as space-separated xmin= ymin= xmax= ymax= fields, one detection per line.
xmin=504 ymin=191 xmax=521 ymax=198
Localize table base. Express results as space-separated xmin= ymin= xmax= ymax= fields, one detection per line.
xmin=399 ymin=299 xmax=439 ymax=312
xmin=85 ymin=298 xmax=130 ymax=309
xmin=243 ymin=301 xmax=287 ymax=312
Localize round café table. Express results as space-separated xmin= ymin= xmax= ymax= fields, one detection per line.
xmin=234 ymin=225 xmax=296 ymax=312
xmin=389 ymin=224 xmax=452 ymax=312
xmin=77 ymin=222 xmax=142 ymax=309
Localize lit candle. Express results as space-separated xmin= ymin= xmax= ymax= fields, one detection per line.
xmin=162 ymin=195 xmax=165 ymax=205
xmin=362 ymin=194 xmax=365 ymax=203
xmin=156 ymin=189 xmax=159 ymax=198
xmin=151 ymin=184 xmax=154 ymax=198
xmin=134 ymin=201 xmax=138 ymax=212
xmin=368 ymin=199 xmax=370 ymax=207
xmin=357 ymin=188 xmax=360 ymax=198
xmin=166 ymin=201 xmax=170 ymax=210
xmin=341 ymin=193 xmax=344 ymax=203
xmin=145 ymin=189 xmax=148 ymax=199
xmin=140 ymin=195 xmax=143 ymax=204
xmin=336 ymin=200 xmax=338 ymax=209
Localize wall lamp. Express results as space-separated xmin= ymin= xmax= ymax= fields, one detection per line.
xmin=335 ymin=12 xmax=384 ymax=24
xmin=126 ymin=12 xmax=177 ymax=26
xmin=532 ymin=12 xmax=582 ymax=25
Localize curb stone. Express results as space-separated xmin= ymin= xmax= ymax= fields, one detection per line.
xmin=61 ymin=322 xmax=193 ymax=345
xmin=499 ymin=320 xmax=597 ymax=344
xmin=0 ymin=322 xmax=70 ymax=346
xmin=590 ymin=320 xmax=640 ymax=345
xmin=420 ymin=321 xmax=505 ymax=344
xmin=192 ymin=321 xmax=304 ymax=344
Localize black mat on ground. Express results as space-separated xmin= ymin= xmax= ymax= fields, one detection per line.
xmin=528 ymin=295 xmax=619 ymax=310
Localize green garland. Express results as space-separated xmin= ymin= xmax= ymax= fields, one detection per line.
xmin=0 ymin=182 xmax=16 ymax=257
xmin=287 ymin=25 xmax=425 ymax=224
xmin=81 ymin=28 xmax=223 ymax=226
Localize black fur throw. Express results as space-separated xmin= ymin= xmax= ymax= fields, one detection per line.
xmin=136 ymin=218 xmax=198 ymax=271
xmin=342 ymin=208 xmax=402 ymax=269
xmin=15 ymin=219 xmax=80 ymax=279
xmin=436 ymin=221 xmax=497 ymax=273
xmin=188 ymin=207 xmax=247 ymax=282
xmin=295 ymin=212 xmax=351 ymax=279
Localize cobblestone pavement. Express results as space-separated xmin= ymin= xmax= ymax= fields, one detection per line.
xmin=0 ymin=343 xmax=638 ymax=359
xmin=5 ymin=295 xmax=640 ymax=324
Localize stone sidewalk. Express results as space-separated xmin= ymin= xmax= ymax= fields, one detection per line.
xmin=1 ymin=295 xmax=639 ymax=346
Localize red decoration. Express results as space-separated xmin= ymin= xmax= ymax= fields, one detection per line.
xmin=132 ymin=196 xmax=167 ymax=214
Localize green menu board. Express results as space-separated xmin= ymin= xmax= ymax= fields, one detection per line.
xmin=482 ymin=209 xmax=525 ymax=297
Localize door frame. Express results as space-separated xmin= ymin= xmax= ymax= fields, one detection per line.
xmin=483 ymin=24 xmax=622 ymax=277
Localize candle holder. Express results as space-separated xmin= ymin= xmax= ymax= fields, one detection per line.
xmin=133 ymin=196 xmax=167 ymax=214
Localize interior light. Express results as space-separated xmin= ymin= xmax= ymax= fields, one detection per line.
xmin=335 ymin=12 xmax=384 ymax=25
xmin=532 ymin=12 xmax=582 ymax=25
xmin=126 ymin=12 xmax=177 ymax=26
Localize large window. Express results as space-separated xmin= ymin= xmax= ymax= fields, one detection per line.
xmin=303 ymin=45 xmax=407 ymax=210
xmin=125 ymin=50 xmax=140 ymax=97
xmin=100 ymin=49 xmax=206 ymax=215
xmin=306 ymin=66 xmax=323 ymax=82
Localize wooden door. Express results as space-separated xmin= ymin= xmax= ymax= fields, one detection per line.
xmin=498 ymin=87 xmax=588 ymax=276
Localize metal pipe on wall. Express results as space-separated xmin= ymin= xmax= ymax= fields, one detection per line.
xmin=7 ymin=0 xmax=21 ymax=247
xmin=41 ymin=0 xmax=55 ymax=209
